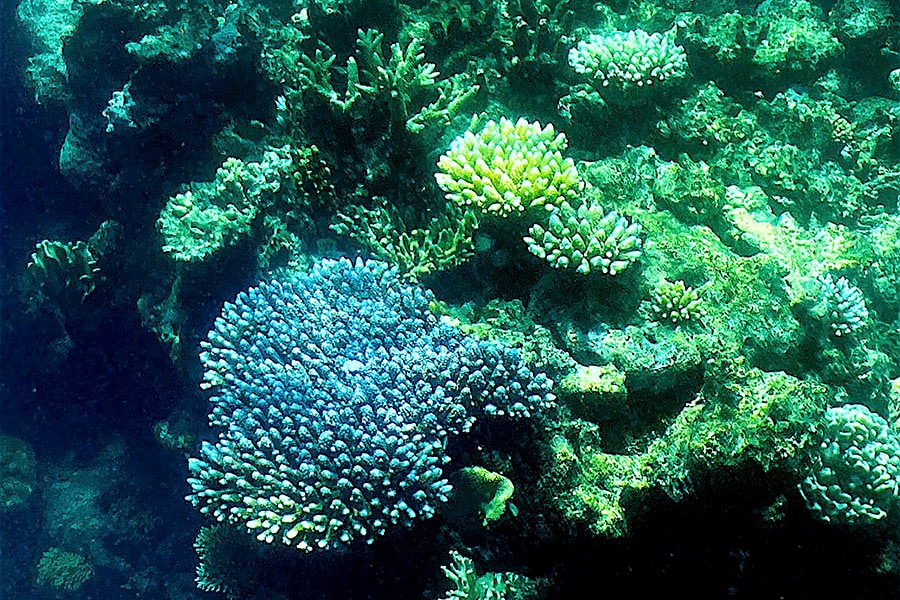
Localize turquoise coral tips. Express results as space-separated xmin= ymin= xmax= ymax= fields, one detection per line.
xmin=186 ymin=257 xmax=553 ymax=551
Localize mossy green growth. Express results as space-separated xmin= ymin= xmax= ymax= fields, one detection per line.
xmin=557 ymin=364 xmax=628 ymax=423
xmin=723 ymin=202 xmax=856 ymax=304
xmin=657 ymin=82 xmax=757 ymax=149
xmin=652 ymin=155 xmax=726 ymax=224
xmin=638 ymin=208 xmax=802 ymax=364
xmin=158 ymin=151 xmax=284 ymax=262
xmin=645 ymin=361 xmax=828 ymax=500
xmin=559 ymin=364 xmax=626 ymax=398
xmin=0 ymin=436 xmax=36 ymax=510
xmin=36 ymin=547 xmax=93 ymax=591
xmin=751 ymin=0 xmax=843 ymax=73
xmin=436 ymin=116 xmax=581 ymax=218
xmin=540 ymin=425 xmax=648 ymax=538
xmin=544 ymin=362 xmax=828 ymax=537
xmin=431 ymin=298 xmax=576 ymax=375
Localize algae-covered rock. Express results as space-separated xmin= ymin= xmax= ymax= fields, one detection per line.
xmin=0 ymin=435 xmax=36 ymax=510
xmin=543 ymin=361 xmax=828 ymax=537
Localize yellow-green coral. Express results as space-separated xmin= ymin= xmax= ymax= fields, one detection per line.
xmin=36 ymin=548 xmax=93 ymax=591
xmin=454 ymin=466 xmax=516 ymax=527
xmin=435 ymin=116 xmax=581 ymax=218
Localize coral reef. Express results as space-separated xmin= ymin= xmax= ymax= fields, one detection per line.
xmin=187 ymin=258 xmax=552 ymax=551
xmin=11 ymin=0 xmax=900 ymax=596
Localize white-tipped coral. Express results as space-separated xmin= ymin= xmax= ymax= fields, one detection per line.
xmin=819 ymin=273 xmax=868 ymax=337
xmin=524 ymin=201 xmax=643 ymax=275
xmin=568 ymin=27 xmax=688 ymax=95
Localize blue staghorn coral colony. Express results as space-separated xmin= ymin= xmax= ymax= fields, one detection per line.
xmin=187 ymin=258 xmax=553 ymax=551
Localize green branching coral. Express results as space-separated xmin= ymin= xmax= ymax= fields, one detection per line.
xmin=567 ymin=27 xmax=688 ymax=99
xmin=524 ymin=201 xmax=643 ymax=275
xmin=331 ymin=202 xmax=478 ymax=279
xmin=436 ymin=116 xmax=581 ymax=218
xmin=800 ymin=404 xmax=900 ymax=524
xmin=651 ymin=279 xmax=706 ymax=325
xmin=36 ymin=547 xmax=93 ymax=591
xmin=296 ymin=28 xmax=478 ymax=135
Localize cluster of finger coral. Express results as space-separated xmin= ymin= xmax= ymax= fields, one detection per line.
xmin=524 ymin=201 xmax=643 ymax=275
xmin=651 ymin=279 xmax=705 ymax=324
xmin=435 ymin=116 xmax=581 ymax=218
xmin=186 ymin=257 xmax=553 ymax=552
xmin=800 ymin=404 xmax=900 ymax=525
xmin=818 ymin=274 xmax=868 ymax=337
xmin=568 ymin=27 xmax=688 ymax=97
